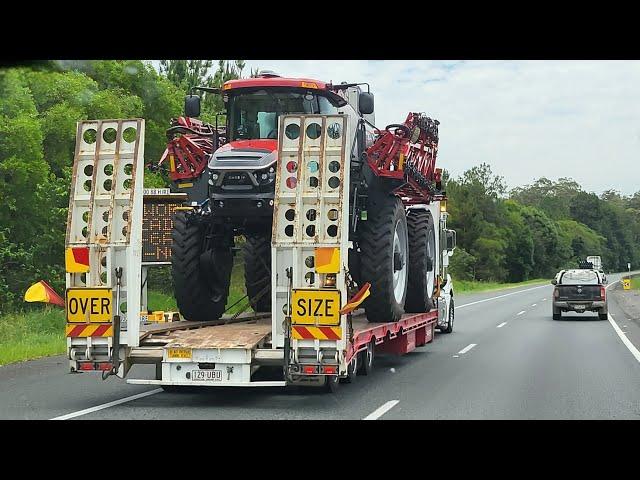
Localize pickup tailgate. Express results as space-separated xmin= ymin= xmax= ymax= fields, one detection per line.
xmin=556 ymin=285 xmax=602 ymax=301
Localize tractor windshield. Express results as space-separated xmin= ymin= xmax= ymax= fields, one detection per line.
xmin=228 ymin=89 xmax=339 ymax=141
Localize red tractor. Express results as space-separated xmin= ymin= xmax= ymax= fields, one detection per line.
xmin=156 ymin=71 xmax=446 ymax=323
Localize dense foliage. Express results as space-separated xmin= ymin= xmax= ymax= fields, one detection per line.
xmin=447 ymin=165 xmax=640 ymax=282
xmin=0 ymin=60 xmax=242 ymax=312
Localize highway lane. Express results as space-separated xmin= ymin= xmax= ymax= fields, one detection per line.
xmin=1 ymin=275 xmax=639 ymax=419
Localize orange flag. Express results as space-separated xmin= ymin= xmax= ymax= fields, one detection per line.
xmin=24 ymin=281 xmax=65 ymax=308
xmin=339 ymin=282 xmax=371 ymax=315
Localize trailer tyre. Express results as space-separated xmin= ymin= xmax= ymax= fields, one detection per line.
xmin=171 ymin=212 xmax=232 ymax=321
xmin=243 ymin=233 xmax=272 ymax=312
xmin=360 ymin=195 xmax=408 ymax=322
xmin=405 ymin=209 xmax=436 ymax=313
xmin=357 ymin=339 xmax=375 ymax=375
xmin=324 ymin=374 xmax=340 ymax=393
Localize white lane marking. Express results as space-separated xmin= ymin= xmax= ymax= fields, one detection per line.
xmin=51 ymin=389 xmax=163 ymax=420
xmin=452 ymin=355 xmax=460 ymax=358
xmin=364 ymin=400 xmax=399 ymax=420
xmin=608 ymin=314 xmax=640 ymax=364
xmin=496 ymin=322 xmax=507 ymax=328
xmin=458 ymin=343 xmax=477 ymax=354
xmin=517 ymin=310 xmax=526 ymax=316
xmin=542 ymin=298 xmax=547 ymax=301
xmin=531 ymin=303 xmax=537 ymax=307
xmin=456 ymin=284 xmax=548 ymax=309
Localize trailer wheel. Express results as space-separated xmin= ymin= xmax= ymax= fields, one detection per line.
xmin=360 ymin=195 xmax=408 ymax=322
xmin=171 ymin=212 xmax=232 ymax=321
xmin=358 ymin=339 xmax=375 ymax=375
xmin=243 ymin=233 xmax=271 ymax=312
xmin=441 ymin=297 xmax=454 ymax=334
xmin=342 ymin=353 xmax=358 ymax=383
xmin=405 ymin=209 xmax=436 ymax=313
xmin=324 ymin=374 xmax=340 ymax=393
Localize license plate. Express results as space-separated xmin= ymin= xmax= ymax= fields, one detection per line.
xmin=168 ymin=348 xmax=191 ymax=359
xmin=191 ymin=370 xmax=222 ymax=381
xmin=66 ymin=288 xmax=112 ymax=323
xmin=291 ymin=289 xmax=341 ymax=325
xmin=574 ymin=305 xmax=586 ymax=311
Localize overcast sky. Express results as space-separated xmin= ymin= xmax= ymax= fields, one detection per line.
xmin=159 ymin=60 xmax=640 ymax=195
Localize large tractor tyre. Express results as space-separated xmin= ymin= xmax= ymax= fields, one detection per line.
xmin=243 ymin=234 xmax=272 ymax=313
xmin=360 ymin=196 xmax=409 ymax=322
xmin=171 ymin=212 xmax=232 ymax=321
xmin=404 ymin=210 xmax=437 ymax=313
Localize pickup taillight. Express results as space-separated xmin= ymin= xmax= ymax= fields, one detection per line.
xmin=553 ymin=287 xmax=559 ymax=298
xmin=600 ymin=286 xmax=606 ymax=300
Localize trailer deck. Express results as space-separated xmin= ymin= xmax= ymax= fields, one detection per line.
xmin=126 ymin=309 xmax=438 ymax=387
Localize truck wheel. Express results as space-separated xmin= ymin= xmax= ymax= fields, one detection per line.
xmin=552 ymin=308 xmax=561 ymax=320
xmin=243 ymin=234 xmax=271 ymax=312
xmin=357 ymin=339 xmax=375 ymax=375
xmin=441 ymin=297 xmax=454 ymax=333
xmin=360 ymin=196 xmax=408 ymax=322
xmin=171 ymin=212 xmax=232 ymax=321
xmin=599 ymin=310 xmax=608 ymax=320
xmin=405 ymin=209 xmax=436 ymax=313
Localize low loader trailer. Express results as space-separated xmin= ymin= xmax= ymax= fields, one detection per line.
xmin=63 ymin=76 xmax=456 ymax=390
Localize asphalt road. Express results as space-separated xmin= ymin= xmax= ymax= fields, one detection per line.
xmin=2 ymin=273 xmax=640 ymax=420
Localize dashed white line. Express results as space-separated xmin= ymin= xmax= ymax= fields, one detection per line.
xmin=51 ymin=389 xmax=163 ymax=420
xmin=456 ymin=284 xmax=549 ymax=309
xmin=517 ymin=310 xmax=526 ymax=316
xmin=542 ymin=298 xmax=547 ymax=301
xmin=363 ymin=400 xmax=399 ymax=420
xmin=531 ymin=303 xmax=537 ymax=307
xmin=496 ymin=322 xmax=508 ymax=328
xmin=458 ymin=343 xmax=477 ymax=355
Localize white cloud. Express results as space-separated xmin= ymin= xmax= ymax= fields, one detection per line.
xmin=240 ymin=60 xmax=640 ymax=195
xmin=151 ymin=60 xmax=640 ymax=195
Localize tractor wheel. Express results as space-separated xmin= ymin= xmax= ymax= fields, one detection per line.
xmin=404 ymin=209 xmax=436 ymax=313
xmin=243 ymin=234 xmax=271 ymax=313
xmin=360 ymin=195 xmax=408 ymax=322
xmin=171 ymin=212 xmax=232 ymax=321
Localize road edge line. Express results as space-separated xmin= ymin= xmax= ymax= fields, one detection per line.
xmin=456 ymin=284 xmax=548 ymax=309
xmin=51 ymin=388 xmax=163 ymax=420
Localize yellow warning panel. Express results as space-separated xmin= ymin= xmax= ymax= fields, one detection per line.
xmin=66 ymin=288 xmax=112 ymax=323
xmin=622 ymin=278 xmax=631 ymax=290
xmin=315 ymin=247 xmax=340 ymax=273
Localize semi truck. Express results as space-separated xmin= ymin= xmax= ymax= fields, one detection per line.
xmin=63 ymin=72 xmax=457 ymax=390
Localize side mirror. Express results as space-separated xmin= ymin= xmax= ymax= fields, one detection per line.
xmin=445 ymin=229 xmax=456 ymax=251
xmin=185 ymin=95 xmax=201 ymax=118
xmin=359 ymin=92 xmax=374 ymax=115
xmin=551 ymin=279 xmax=557 ymax=285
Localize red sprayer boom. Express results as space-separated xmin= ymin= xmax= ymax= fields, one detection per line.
xmin=157 ymin=117 xmax=223 ymax=181
xmin=365 ymin=112 xmax=444 ymax=204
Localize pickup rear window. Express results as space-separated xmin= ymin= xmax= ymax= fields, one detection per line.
xmin=560 ymin=270 xmax=599 ymax=285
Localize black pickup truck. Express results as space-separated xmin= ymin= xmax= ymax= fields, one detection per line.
xmin=551 ymin=269 xmax=608 ymax=320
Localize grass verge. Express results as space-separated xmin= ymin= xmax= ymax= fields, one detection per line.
xmin=454 ymin=278 xmax=549 ymax=294
xmin=0 ymin=259 xmax=250 ymax=366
